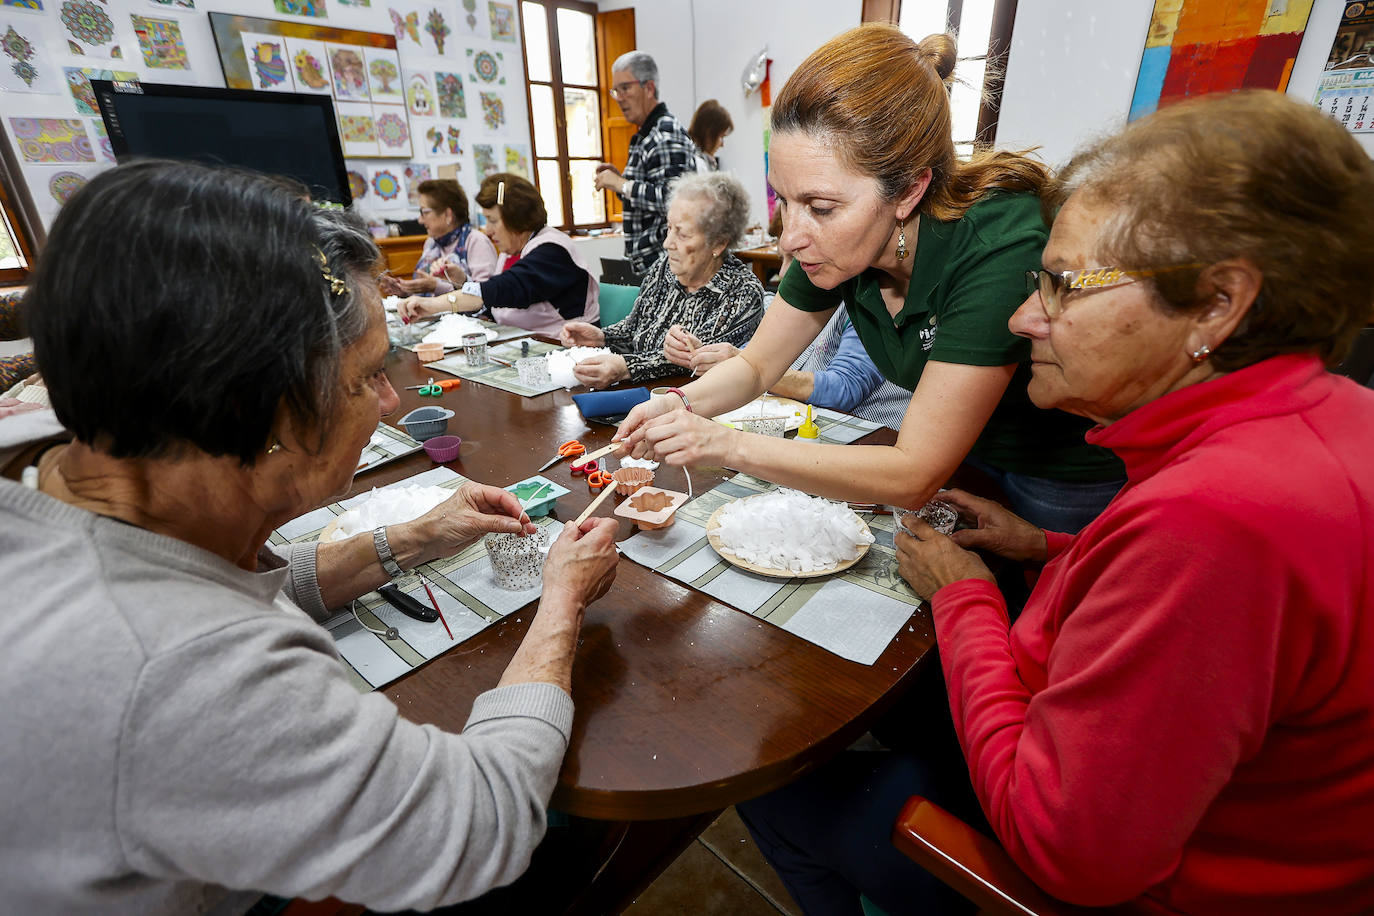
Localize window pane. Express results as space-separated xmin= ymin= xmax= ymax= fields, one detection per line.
xmin=556 ymin=8 xmax=597 ymax=86
xmin=0 ymin=212 xmax=22 ymax=269
xmin=957 ymin=0 xmax=996 ymax=58
xmin=522 ymin=2 xmax=551 ymax=83
xmin=954 ymin=142 xmax=975 ymax=160
xmin=563 ymin=87 xmax=601 ymax=158
xmin=569 ymin=160 xmax=605 ymax=225
xmin=899 ymin=0 xmax=949 ymax=41
xmin=537 ymin=159 xmax=565 ymax=226
xmin=530 ymin=83 xmax=559 ymax=158
xmin=950 ymin=59 xmax=986 ymax=142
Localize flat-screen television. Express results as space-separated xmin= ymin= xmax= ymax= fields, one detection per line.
xmin=92 ymin=78 xmax=351 ymax=206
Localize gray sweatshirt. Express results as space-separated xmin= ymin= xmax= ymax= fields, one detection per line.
xmin=0 ymin=414 xmax=573 ymax=915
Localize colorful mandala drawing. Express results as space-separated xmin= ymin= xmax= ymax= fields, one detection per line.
xmin=488 ymin=2 xmax=516 ymax=41
xmin=2 ymin=25 xmax=33 ymax=62
xmin=48 ymin=170 xmax=88 ymax=204
xmin=249 ymin=40 xmax=287 ymax=87
xmin=480 ymin=92 xmax=504 ymax=131
xmin=389 ymin=8 xmax=419 ymax=45
xmin=473 ymin=142 xmax=496 ymax=177
xmin=60 ymin=0 xmax=113 ymax=47
xmin=330 ymin=48 xmax=366 ymax=99
xmin=346 ymin=169 xmax=367 ymax=200
xmin=368 ymin=56 xmax=398 ymax=93
xmin=2 ymin=0 xmax=45 ymax=11
xmin=132 ymin=16 xmax=188 ymax=70
xmin=407 ymin=73 xmax=433 ymax=116
xmin=149 ymin=0 xmax=194 ymax=8
xmin=10 ymin=57 xmax=37 ymax=85
xmin=424 ymin=7 xmax=449 ymax=54
xmin=468 ymin=49 xmax=501 ymax=84
xmin=10 ymin=117 xmax=94 ymax=163
xmin=339 ymin=114 xmax=375 ymax=143
xmin=293 ymin=49 xmax=327 ymax=89
xmin=504 ymin=144 xmax=528 ymax=178
xmin=90 ymin=117 xmax=113 ymax=161
xmin=274 ymin=0 xmax=326 ymax=17
xmin=370 ymin=169 xmax=401 ymax=201
xmin=436 ymin=71 xmax=464 ymax=118
xmin=403 ymin=162 xmax=430 ymax=204
xmin=446 ymin=125 xmax=461 ymax=154
xmin=375 ymin=111 xmax=409 ymax=148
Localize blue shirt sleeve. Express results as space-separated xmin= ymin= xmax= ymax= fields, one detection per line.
xmin=808 ymin=322 xmax=885 ymax=413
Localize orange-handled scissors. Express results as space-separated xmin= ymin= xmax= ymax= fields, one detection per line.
xmin=586 ymin=468 xmax=613 ymax=492
xmin=536 ymin=439 xmax=585 ymax=472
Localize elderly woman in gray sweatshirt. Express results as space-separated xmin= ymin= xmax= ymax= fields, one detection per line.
xmin=0 ymin=160 xmax=619 ymax=916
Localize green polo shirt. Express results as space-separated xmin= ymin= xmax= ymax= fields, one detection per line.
xmin=780 ymin=191 xmax=1121 ymax=481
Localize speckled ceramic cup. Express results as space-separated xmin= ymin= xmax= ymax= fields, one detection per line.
xmin=484 ymin=527 xmax=550 ymax=590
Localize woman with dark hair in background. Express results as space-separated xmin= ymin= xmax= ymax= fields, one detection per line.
xmin=688 ymin=98 xmax=733 ymax=172
xmin=0 ymin=159 xmax=619 ymax=915
xmin=398 ymin=172 xmax=599 ymax=335
xmin=381 ymin=178 xmax=498 ymax=297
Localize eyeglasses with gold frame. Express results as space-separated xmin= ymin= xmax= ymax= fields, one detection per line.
xmin=1026 ymin=264 xmax=1205 ymax=318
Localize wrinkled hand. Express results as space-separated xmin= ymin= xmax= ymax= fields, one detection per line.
xmin=690 ymin=342 xmax=739 ymax=375
xmin=0 ymin=398 xmax=42 ymax=420
xmin=395 ymin=274 xmax=439 ymax=295
xmin=542 ymin=517 xmax=619 ymax=607
xmin=895 ymin=516 xmax=995 ymax=601
xmin=571 ymin=353 xmax=628 ymax=389
xmin=440 ymin=261 xmax=468 ymax=287
xmin=940 ymin=488 xmax=1048 ymax=563
xmin=397 ymin=295 xmax=449 ymax=323
xmin=593 ymin=163 xmax=625 ymax=193
xmin=405 ymin=482 xmax=536 ymax=559
xmin=663 ymin=324 xmax=701 ymax=368
xmin=638 ymin=409 xmax=735 ymax=467
xmin=560 ymin=320 xmax=605 ymax=348
xmin=614 ymin=394 xmax=686 ymax=459
xmin=378 ymin=274 xmax=405 ymax=296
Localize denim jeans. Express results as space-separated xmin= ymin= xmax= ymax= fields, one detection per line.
xmin=965 ymin=456 xmax=1124 ymax=534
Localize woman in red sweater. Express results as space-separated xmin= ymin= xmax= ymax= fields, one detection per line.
xmin=739 ymin=91 xmax=1374 ymax=914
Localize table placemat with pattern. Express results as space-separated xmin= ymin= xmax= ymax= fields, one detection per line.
xmin=354 ymin=422 xmax=424 ymax=477
xmin=811 ymin=407 xmax=885 ymax=444
xmin=269 ymin=467 xmax=562 ymax=692
xmin=428 ymin=338 xmax=567 ymax=397
xmin=617 ymin=473 xmax=926 ymax=665
xmin=401 ymin=316 xmax=533 ymax=350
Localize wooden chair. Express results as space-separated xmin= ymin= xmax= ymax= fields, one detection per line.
xmin=890 ymin=797 xmax=1143 ymax=916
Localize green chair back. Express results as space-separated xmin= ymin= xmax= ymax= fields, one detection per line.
xmin=598 ymin=282 xmax=639 ymax=328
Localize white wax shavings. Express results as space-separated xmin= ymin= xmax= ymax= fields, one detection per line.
xmin=617 ymin=456 xmax=660 ymax=470
xmin=547 ymin=346 xmax=611 ymax=389
xmin=421 ymin=314 xmax=496 ymax=347
xmin=382 ymin=295 xmax=402 ymax=312
xmin=714 ymin=489 xmax=874 ymax=573
xmin=326 ymin=485 xmax=454 ymax=541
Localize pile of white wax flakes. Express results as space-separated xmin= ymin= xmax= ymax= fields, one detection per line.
xmin=547 ymin=346 xmax=612 ymax=388
xmin=422 ymin=314 xmax=494 ymax=347
xmin=325 ymin=485 xmax=454 ymax=541
xmin=713 ymin=489 xmax=874 ymax=573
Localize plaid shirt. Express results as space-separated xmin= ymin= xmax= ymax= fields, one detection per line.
xmin=619 ymin=103 xmax=699 ymax=275
xmin=603 ymin=252 xmax=763 ymax=381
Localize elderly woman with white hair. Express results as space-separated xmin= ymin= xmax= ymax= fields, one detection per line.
xmin=560 ymin=171 xmax=764 ymax=388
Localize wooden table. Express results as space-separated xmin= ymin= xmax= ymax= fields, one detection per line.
xmin=349 ymin=345 xmax=936 ymax=910
xmin=734 ymin=243 xmax=784 ymax=286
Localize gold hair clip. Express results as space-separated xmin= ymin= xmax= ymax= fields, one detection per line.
xmin=316 ymin=248 xmax=348 ymax=296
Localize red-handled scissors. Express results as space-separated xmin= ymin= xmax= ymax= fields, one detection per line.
xmin=536 ymin=439 xmax=585 ymax=473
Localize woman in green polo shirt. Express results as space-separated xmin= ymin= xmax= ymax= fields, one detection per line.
xmin=615 ymin=24 xmax=1123 ymax=532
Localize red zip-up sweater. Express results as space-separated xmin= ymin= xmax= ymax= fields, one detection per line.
xmin=933 ymin=354 xmax=1374 ymax=913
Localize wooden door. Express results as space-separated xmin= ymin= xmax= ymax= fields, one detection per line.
xmin=595 ymin=8 xmax=636 ymax=224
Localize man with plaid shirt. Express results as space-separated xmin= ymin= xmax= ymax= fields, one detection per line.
xmin=595 ymin=51 xmax=699 ymax=277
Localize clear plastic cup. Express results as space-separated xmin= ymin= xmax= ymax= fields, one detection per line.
xmin=463 ymin=332 xmax=488 ymax=367
xmin=516 ymin=355 xmax=551 ymax=388
xmin=890 ymin=499 xmax=958 ymax=537
xmin=483 ymin=527 xmax=550 ymax=590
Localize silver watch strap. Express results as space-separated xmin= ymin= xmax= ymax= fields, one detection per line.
xmin=373 ymin=526 xmax=404 ymax=579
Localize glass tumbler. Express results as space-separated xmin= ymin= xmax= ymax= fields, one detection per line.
xmin=516 ymin=355 xmax=551 ymax=388
xmin=891 ymin=499 xmax=959 ymax=537
xmin=463 ymin=332 xmax=488 ymax=367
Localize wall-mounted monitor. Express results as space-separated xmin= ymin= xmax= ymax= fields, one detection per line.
xmin=92 ymin=78 xmax=351 ymax=206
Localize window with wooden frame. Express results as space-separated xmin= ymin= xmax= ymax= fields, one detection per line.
xmin=519 ymin=0 xmax=607 ymax=230
xmin=865 ymin=0 xmax=1019 ymax=156
xmin=0 ymin=175 xmax=35 ymax=286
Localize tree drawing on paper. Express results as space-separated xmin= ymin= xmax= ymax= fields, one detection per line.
xmin=436 ymin=70 xmax=465 ymax=118
xmin=293 ymin=49 xmax=328 ymax=89
xmin=132 ymin=16 xmax=189 ymax=70
xmin=446 ymin=125 xmax=461 ymax=154
xmin=480 ymin=91 xmax=504 ymax=131
xmin=407 ymin=72 xmax=433 ymax=116
xmin=424 ymin=7 xmax=449 ymax=54
xmin=369 ymin=56 xmax=398 ymax=93
xmin=250 ymin=41 xmax=288 ymax=88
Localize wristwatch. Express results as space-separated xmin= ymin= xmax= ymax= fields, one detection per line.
xmin=373 ymin=526 xmax=405 ymax=578
xmin=446 ymin=291 xmax=458 ymax=306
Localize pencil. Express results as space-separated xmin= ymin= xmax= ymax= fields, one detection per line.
xmin=419 ymin=574 xmax=453 ymax=640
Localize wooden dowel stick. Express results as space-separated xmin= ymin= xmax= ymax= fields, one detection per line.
xmin=582 ymin=442 xmax=621 ymax=463
xmin=574 ymin=484 xmax=617 ymax=526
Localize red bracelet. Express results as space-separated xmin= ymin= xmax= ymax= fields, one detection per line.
xmin=664 ymin=387 xmax=692 ymax=413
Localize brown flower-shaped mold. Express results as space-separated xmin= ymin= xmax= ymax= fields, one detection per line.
xmin=612 ymin=466 xmax=655 ymax=495
xmin=614 ymin=487 xmax=688 ymax=530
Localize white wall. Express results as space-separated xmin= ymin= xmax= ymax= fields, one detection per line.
xmin=596 ymin=0 xmax=860 ymax=227
xmin=998 ymin=0 xmax=1371 ymax=167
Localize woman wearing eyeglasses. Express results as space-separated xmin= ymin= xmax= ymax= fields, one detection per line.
xmin=740 ymin=90 xmax=1374 ymax=915
xmin=615 ymin=25 xmax=1124 ymax=533
xmin=381 ymin=178 xmax=498 ymax=298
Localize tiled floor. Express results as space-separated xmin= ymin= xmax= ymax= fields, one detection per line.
xmin=623 ymin=807 xmax=800 ymax=915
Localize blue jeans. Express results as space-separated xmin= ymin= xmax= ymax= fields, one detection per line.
xmin=965 ymin=456 xmax=1124 ymax=534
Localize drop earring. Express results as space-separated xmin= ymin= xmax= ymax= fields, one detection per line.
xmin=895 ymin=220 xmax=908 ymax=261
